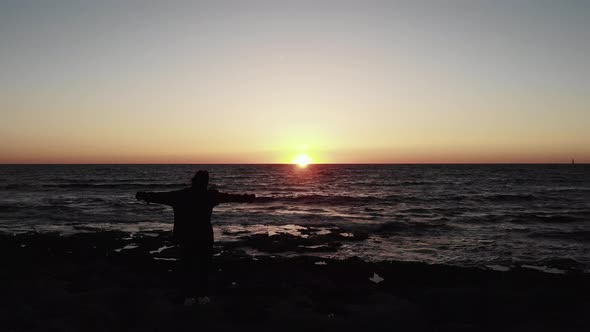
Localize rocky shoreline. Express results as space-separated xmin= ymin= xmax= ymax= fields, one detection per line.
xmin=1 ymin=231 xmax=588 ymax=331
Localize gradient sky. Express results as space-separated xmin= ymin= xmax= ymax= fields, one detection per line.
xmin=1 ymin=0 xmax=588 ymax=163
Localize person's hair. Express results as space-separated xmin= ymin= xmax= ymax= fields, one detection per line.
xmin=191 ymin=170 xmax=209 ymax=189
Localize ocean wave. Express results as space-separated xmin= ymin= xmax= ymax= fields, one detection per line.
xmin=43 ymin=183 xmax=186 ymax=189
xmin=454 ymin=212 xmax=584 ymax=224
xmin=2 ymin=183 xmax=188 ymax=190
xmin=510 ymin=213 xmax=582 ymax=224
xmin=0 ymin=203 xmax=22 ymax=212
xmin=3 ymin=184 xmax=25 ymax=190
xmin=395 ymin=180 xmax=464 ymax=186
xmin=254 ymin=193 xmax=465 ymax=205
xmin=255 ymin=194 xmax=391 ymax=205
xmin=528 ymin=230 xmax=590 ymax=242
xmin=464 ymin=193 xmax=538 ymax=202
xmin=352 ymin=220 xmax=457 ymax=235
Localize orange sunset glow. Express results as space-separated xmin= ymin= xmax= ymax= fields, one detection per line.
xmin=0 ymin=2 xmax=588 ymax=164
xmin=293 ymin=153 xmax=312 ymax=167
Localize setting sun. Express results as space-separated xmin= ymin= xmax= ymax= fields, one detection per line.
xmin=293 ymin=154 xmax=312 ymax=167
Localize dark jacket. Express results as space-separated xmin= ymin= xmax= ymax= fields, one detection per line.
xmin=141 ymin=188 xmax=254 ymax=246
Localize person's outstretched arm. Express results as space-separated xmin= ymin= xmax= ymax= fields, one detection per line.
xmin=136 ymin=190 xmax=181 ymax=206
xmin=213 ymin=190 xmax=256 ymax=204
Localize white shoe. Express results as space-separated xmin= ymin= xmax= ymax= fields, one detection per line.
xmin=197 ymin=296 xmax=211 ymax=305
xmin=183 ymin=297 xmax=196 ymax=306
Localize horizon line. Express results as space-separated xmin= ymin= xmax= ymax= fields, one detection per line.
xmin=0 ymin=162 xmax=586 ymax=166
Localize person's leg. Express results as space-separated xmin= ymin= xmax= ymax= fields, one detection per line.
xmin=180 ymin=245 xmax=198 ymax=299
xmin=195 ymin=243 xmax=213 ymax=298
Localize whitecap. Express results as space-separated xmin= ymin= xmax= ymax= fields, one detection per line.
xmin=114 ymin=244 xmax=138 ymax=252
xmin=149 ymin=245 xmax=174 ymax=254
xmin=486 ymin=265 xmax=510 ymax=272
xmin=154 ymin=257 xmax=178 ymax=261
xmin=521 ymin=265 xmax=565 ymax=274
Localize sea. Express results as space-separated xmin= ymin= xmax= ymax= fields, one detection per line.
xmin=1 ymin=164 xmax=589 ymax=272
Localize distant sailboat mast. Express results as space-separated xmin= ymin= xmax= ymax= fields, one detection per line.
xmin=572 ymin=158 xmax=575 ymax=165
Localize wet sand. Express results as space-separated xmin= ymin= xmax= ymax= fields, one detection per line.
xmin=1 ymin=231 xmax=588 ymax=331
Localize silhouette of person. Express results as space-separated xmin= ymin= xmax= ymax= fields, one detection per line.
xmin=136 ymin=170 xmax=255 ymax=305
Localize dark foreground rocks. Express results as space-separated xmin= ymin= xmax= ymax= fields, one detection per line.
xmin=0 ymin=231 xmax=588 ymax=331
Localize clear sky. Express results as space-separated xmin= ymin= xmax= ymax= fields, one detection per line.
xmin=1 ymin=0 xmax=588 ymax=163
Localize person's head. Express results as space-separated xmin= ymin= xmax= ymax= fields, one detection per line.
xmin=191 ymin=170 xmax=209 ymax=190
